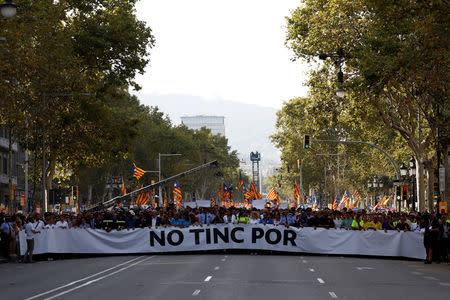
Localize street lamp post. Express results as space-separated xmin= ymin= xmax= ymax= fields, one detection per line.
xmin=158 ymin=153 xmax=182 ymax=206
xmin=400 ymin=163 xmax=407 ymax=211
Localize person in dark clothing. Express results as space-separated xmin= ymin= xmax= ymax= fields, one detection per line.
xmin=423 ymin=214 xmax=440 ymax=264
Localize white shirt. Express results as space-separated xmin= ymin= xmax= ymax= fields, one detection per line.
xmin=333 ymin=219 xmax=343 ymax=229
xmin=151 ymin=216 xmax=159 ymax=227
xmin=44 ymin=224 xmax=55 ymax=229
xmin=410 ymin=223 xmax=420 ymax=232
xmin=249 ymin=218 xmax=259 ymax=224
xmin=25 ymin=222 xmax=35 ymax=240
xmin=56 ymin=221 xmax=68 ymax=228
xmin=223 ymin=215 xmax=236 ymax=224
xmin=33 ymin=220 xmax=45 ymax=231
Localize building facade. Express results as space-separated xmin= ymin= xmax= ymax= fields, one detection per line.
xmin=181 ymin=115 xmax=225 ymax=136
xmin=0 ymin=128 xmax=25 ymax=211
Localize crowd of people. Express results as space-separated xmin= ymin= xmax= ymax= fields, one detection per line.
xmin=1 ymin=205 xmax=449 ymax=264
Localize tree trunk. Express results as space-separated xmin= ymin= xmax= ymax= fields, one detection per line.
xmin=416 ymin=156 xmax=426 ymax=212
xmin=425 ymin=165 xmax=433 ymax=212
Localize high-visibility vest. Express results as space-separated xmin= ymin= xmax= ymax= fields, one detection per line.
xmin=237 ymin=216 xmax=249 ymax=224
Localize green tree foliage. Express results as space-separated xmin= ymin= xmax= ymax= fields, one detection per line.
xmin=281 ymin=0 xmax=449 ymax=210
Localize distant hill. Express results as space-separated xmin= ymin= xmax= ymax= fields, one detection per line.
xmin=136 ymin=93 xmax=281 ymax=166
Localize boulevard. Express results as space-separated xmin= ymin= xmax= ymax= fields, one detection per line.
xmin=1 ymin=254 xmax=449 ymax=300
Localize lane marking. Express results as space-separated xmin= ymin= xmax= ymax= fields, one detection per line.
xmin=439 ymin=282 xmax=450 ymax=287
xmin=302 ymin=260 xmax=307 ymax=263
xmin=24 ymin=256 xmax=145 ymax=300
xmin=329 ymin=292 xmax=338 ymax=298
xmin=411 ymin=272 xmax=423 ymax=275
xmin=356 ymin=267 xmax=374 ymax=270
xmin=192 ymin=289 xmax=201 ymax=296
xmin=204 ymin=276 xmax=212 ymax=282
xmin=423 ymin=276 xmax=438 ymax=281
xmin=309 ymin=268 xmax=315 ymax=272
xmin=317 ymin=278 xmax=325 ymax=284
xmin=41 ymin=256 xmax=154 ymax=300
xmin=214 ymin=266 xmax=220 ymax=270
xmin=221 ymin=258 xmax=226 ymax=261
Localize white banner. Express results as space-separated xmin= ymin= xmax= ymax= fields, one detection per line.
xmin=19 ymin=225 xmax=425 ymax=259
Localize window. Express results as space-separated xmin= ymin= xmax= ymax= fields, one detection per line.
xmin=3 ymin=157 xmax=7 ymax=174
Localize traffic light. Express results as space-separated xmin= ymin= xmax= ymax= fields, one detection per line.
xmin=72 ymin=186 xmax=78 ymax=201
xmin=297 ymin=159 xmax=302 ymax=169
xmin=396 ymin=186 xmax=401 ymax=201
xmin=304 ymin=135 xmax=310 ymax=149
xmin=433 ymin=182 xmax=439 ymax=200
xmin=401 ymin=186 xmax=407 ymax=202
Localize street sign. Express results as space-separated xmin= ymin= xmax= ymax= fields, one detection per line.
xmin=439 ymin=167 xmax=445 ymax=192
xmin=20 ymin=192 xmax=25 ymax=207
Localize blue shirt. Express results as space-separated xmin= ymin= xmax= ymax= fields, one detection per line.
xmin=206 ymin=213 xmax=215 ymax=224
xmin=127 ymin=218 xmax=136 ymax=228
xmin=196 ymin=214 xmax=206 ymax=224
xmin=259 ymin=218 xmax=273 ymax=224
xmin=0 ymin=222 xmax=10 ymax=234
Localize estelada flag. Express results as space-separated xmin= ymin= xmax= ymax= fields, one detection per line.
xmin=132 ymin=163 xmax=146 ymax=180
xmin=238 ymin=172 xmax=244 ymax=191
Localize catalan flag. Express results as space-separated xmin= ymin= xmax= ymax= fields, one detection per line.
xmin=381 ymin=196 xmax=391 ymax=208
xmin=121 ymin=177 xmax=127 ymax=195
xmin=332 ymin=196 xmax=338 ymax=210
xmin=294 ymin=179 xmax=301 ymax=202
xmin=339 ymin=191 xmax=349 ymax=210
xmin=250 ymin=181 xmax=262 ymax=200
xmin=238 ymin=172 xmax=244 ymax=191
xmin=164 ymin=193 xmax=168 ymax=208
xmin=267 ymin=188 xmax=278 ymax=200
xmin=354 ymin=189 xmax=361 ymax=199
xmin=210 ymin=196 xmax=216 ymax=207
xmin=137 ymin=192 xmax=149 ymax=206
xmin=351 ymin=198 xmax=359 ymax=209
xmin=132 ymin=163 xmax=146 ymax=180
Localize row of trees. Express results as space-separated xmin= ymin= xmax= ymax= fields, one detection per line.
xmin=0 ymin=1 xmax=241 ymax=209
xmin=269 ymin=0 xmax=449 ymax=211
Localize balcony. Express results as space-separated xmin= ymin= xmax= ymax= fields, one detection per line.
xmin=0 ymin=137 xmax=18 ymax=152
xmin=0 ymin=173 xmax=17 ymax=185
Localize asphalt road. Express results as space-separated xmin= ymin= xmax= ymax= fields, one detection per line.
xmin=1 ymin=254 xmax=449 ymax=300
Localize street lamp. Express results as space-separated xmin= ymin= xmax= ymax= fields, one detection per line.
xmin=400 ymin=163 xmax=407 ymax=177
xmin=1 ymin=0 xmax=17 ymax=19
xmin=409 ymin=157 xmax=416 ymax=176
xmin=319 ymin=48 xmax=349 ymax=98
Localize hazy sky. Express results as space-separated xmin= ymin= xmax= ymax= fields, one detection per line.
xmin=134 ymin=0 xmax=309 ymax=109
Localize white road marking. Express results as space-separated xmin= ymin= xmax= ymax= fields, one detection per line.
xmin=411 ymin=271 xmax=423 ymax=275
xmin=356 ymin=267 xmax=374 ymax=270
xmin=309 ymin=268 xmax=315 ymax=272
xmin=204 ymin=276 xmax=212 ymax=282
xmin=317 ymin=278 xmax=325 ymax=284
xmin=302 ymin=260 xmax=307 ymax=263
xmin=41 ymin=256 xmax=154 ymax=300
xmin=423 ymin=276 xmax=438 ymax=281
xmin=329 ymin=292 xmax=338 ymax=298
xmin=221 ymin=258 xmax=226 ymax=261
xmin=439 ymin=282 xmax=450 ymax=287
xmin=192 ymin=289 xmax=201 ymax=296
xmin=24 ymin=256 xmax=146 ymax=300
xmin=214 ymin=266 xmax=220 ymax=270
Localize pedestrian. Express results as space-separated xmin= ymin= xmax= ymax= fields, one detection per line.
xmin=24 ymin=216 xmax=40 ymax=263
xmin=423 ymin=214 xmax=439 ymax=264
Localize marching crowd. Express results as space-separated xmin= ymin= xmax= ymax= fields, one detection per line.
xmin=1 ymin=205 xmax=449 ymax=264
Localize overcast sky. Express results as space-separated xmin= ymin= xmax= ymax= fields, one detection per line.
xmin=134 ymin=0 xmax=309 ymax=109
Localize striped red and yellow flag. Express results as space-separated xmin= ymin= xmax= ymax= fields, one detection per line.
xmin=136 ymin=191 xmax=149 ymax=206
xmin=132 ymin=163 xmax=146 ymax=180
xmin=121 ymin=177 xmax=127 ymax=195
xmin=164 ymin=193 xmax=168 ymax=208
xmin=250 ymin=181 xmax=262 ymax=200
xmin=294 ymin=180 xmax=301 ymax=202
xmin=354 ymin=189 xmax=361 ymax=199
xmin=267 ymin=188 xmax=277 ymax=200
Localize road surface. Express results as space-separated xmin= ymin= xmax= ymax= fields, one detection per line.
xmin=1 ymin=254 xmax=449 ymax=299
